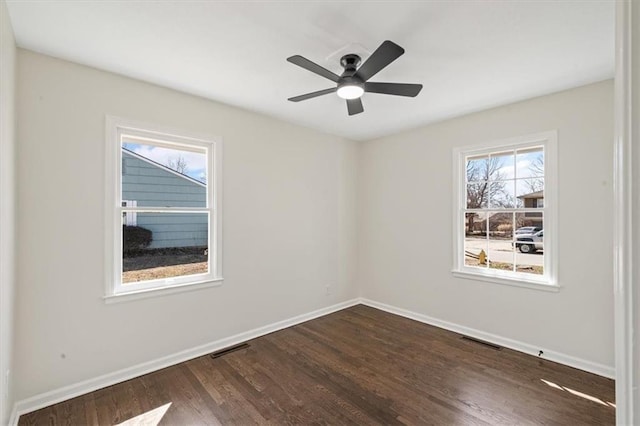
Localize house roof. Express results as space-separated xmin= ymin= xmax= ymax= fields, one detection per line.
xmin=122 ymin=147 xmax=206 ymax=187
xmin=517 ymin=190 xmax=544 ymax=199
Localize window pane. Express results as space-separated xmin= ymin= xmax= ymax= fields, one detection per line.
xmin=516 ymin=147 xmax=544 ymax=178
xmin=490 ymin=150 xmax=515 ymax=180
xmin=122 ymin=212 xmax=209 ymax=284
xmin=489 ymin=180 xmax=515 ymax=208
xmin=489 ymin=211 xmax=514 ymax=239
xmin=467 ymin=182 xmax=489 ymax=208
xmin=466 ymin=155 xmax=489 ymax=183
xmin=516 ymin=179 xmax=544 ymax=208
xmin=121 ymin=140 xmax=207 ymax=208
xmin=465 ymin=212 xmax=488 ymax=268
xmin=515 ymin=214 xmax=544 ymax=275
xmin=514 ymin=211 xmax=543 ymax=233
xmin=487 ymin=212 xmax=515 ymax=272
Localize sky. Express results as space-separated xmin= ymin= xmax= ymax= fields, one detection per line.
xmin=497 ymin=150 xmax=543 ymax=180
xmin=497 ymin=150 xmax=544 ymax=200
xmin=467 ymin=148 xmax=544 ymax=207
xmin=467 ymin=148 xmax=543 ymax=181
xmin=123 ymin=142 xmax=207 ymax=182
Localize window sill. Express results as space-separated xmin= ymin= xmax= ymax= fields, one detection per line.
xmin=451 ymin=270 xmax=560 ymax=292
xmin=104 ymin=277 xmax=224 ymax=304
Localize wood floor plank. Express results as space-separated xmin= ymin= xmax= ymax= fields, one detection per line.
xmin=291 ymin=319 xmax=497 ymax=424
xmin=18 ymin=305 xmax=615 ymax=425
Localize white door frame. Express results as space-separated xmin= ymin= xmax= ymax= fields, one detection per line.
xmin=614 ymin=1 xmax=637 ymax=424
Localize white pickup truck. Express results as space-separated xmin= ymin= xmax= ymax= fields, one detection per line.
xmin=515 ymin=229 xmax=543 ymax=253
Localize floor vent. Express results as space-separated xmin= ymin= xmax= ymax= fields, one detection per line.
xmin=210 ymin=343 xmax=250 ymax=359
xmin=461 ymin=336 xmax=502 ymax=350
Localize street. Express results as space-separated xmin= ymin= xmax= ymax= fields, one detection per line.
xmin=465 ymin=237 xmax=543 ymax=266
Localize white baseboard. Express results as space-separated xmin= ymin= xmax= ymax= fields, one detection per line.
xmin=8 ymin=298 xmax=360 ymax=425
xmin=10 ymin=297 xmax=615 ymax=425
xmin=359 ymin=298 xmax=615 ymax=379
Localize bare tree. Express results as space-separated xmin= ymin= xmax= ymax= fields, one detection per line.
xmin=166 ymin=156 xmax=188 ymax=174
xmin=466 ymin=157 xmax=511 ymax=233
xmin=466 ymin=157 xmax=512 ymax=207
xmin=522 ymin=154 xmax=544 ymax=193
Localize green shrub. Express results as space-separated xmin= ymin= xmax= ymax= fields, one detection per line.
xmin=123 ymin=225 xmax=152 ymax=252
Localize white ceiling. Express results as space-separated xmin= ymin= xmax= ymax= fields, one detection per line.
xmin=6 ymin=1 xmax=615 ymax=141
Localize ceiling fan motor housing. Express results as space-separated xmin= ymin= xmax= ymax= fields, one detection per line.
xmin=340 ymin=54 xmax=361 ymax=73
xmin=338 ymin=54 xmax=364 ymax=94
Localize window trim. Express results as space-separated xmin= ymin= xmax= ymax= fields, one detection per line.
xmin=451 ymin=130 xmax=558 ymax=290
xmin=104 ymin=116 xmax=223 ymax=300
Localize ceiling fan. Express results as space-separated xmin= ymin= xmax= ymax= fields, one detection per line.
xmin=287 ymin=40 xmax=422 ymax=116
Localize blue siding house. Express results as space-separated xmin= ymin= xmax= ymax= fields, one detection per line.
xmin=122 ymin=148 xmax=207 ymax=249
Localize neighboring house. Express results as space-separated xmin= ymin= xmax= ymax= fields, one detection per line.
xmin=121 ymin=148 xmax=207 ymax=249
xmin=517 ymin=190 xmax=544 ymax=228
xmin=518 ymin=190 xmax=544 ymax=208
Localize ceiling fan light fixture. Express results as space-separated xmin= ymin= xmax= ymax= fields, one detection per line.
xmin=337 ymin=84 xmax=364 ymax=100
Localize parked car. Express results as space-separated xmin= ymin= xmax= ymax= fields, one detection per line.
xmin=515 ymin=226 xmax=542 ymax=235
xmin=515 ymin=229 xmax=543 ymax=253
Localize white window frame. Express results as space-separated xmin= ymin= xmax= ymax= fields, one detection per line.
xmin=104 ymin=116 xmax=223 ymax=301
xmin=452 ymin=130 xmax=558 ymax=291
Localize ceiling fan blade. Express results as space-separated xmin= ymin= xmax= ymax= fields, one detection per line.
xmin=364 ymin=82 xmax=423 ymax=97
xmin=287 ymin=55 xmax=340 ymax=83
xmin=346 ymin=98 xmax=364 ymax=116
xmin=355 ymin=40 xmax=405 ymax=82
xmin=288 ymin=88 xmax=337 ymax=102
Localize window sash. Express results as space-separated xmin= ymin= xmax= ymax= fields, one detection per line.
xmin=120 ymin=207 xmax=213 ymax=213
xmin=119 ymin=131 xmax=213 ymax=210
xmin=464 ymin=208 xmax=545 ymax=213
xmin=117 ymin=209 xmax=219 ymax=293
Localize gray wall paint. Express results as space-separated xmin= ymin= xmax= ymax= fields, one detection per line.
xmin=135 ymin=213 xmax=207 ymax=249
xmin=122 ymin=151 xmax=207 ymax=248
xmin=122 ymin=151 xmax=205 ymax=207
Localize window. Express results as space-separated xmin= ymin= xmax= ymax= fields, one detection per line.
xmin=105 ymin=117 xmax=223 ymax=299
xmin=122 ymin=200 xmax=137 ymax=226
xmin=452 ymin=131 xmax=557 ymax=290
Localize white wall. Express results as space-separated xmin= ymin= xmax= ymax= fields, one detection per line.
xmin=0 ymin=0 xmax=17 ymax=423
xmin=14 ymin=50 xmax=359 ymax=400
xmin=631 ymin=1 xmax=640 ymax=419
xmin=358 ymin=81 xmax=614 ymax=369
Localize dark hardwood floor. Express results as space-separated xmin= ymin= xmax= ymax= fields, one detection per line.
xmin=19 ymin=305 xmax=615 ymax=425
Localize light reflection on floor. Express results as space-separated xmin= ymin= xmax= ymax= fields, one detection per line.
xmin=115 ymin=402 xmax=172 ymax=426
xmin=541 ymin=379 xmax=615 ymax=408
